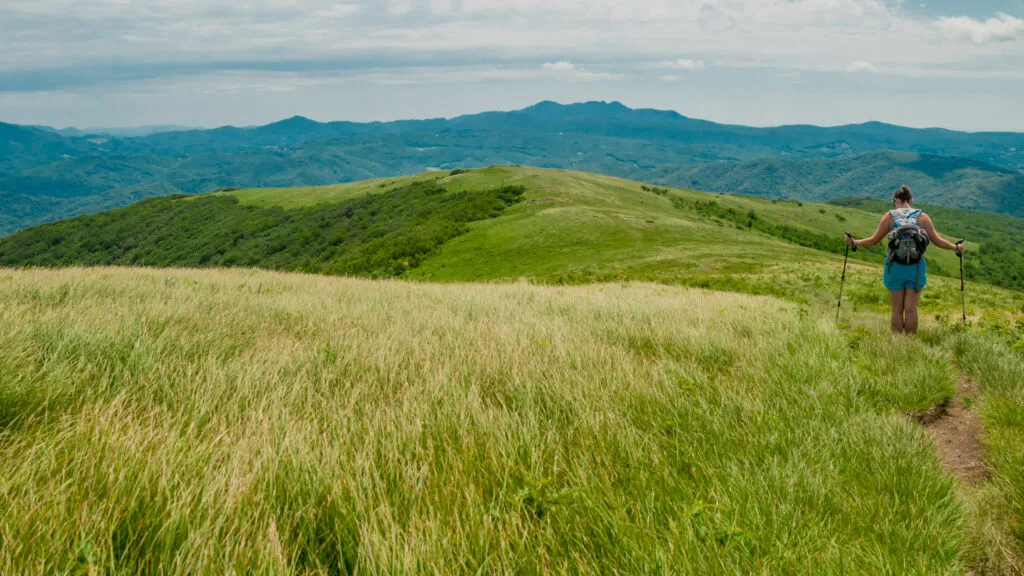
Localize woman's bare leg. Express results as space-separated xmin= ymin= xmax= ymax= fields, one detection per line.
xmin=903 ymin=290 xmax=922 ymax=334
xmin=890 ymin=290 xmax=906 ymax=333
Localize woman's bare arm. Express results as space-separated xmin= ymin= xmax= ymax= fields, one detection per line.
xmin=847 ymin=213 xmax=891 ymax=248
xmin=919 ymin=213 xmax=963 ymax=252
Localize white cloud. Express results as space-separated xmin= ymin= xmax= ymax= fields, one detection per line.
xmin=2 ymin=0 xmax=1024 ymax=94
xmin=658 ymin=59 xmax=705 ymax=70
xmin=575 ymin=70 xmax=629 ymax=80
xmin=847 ymin=60 xmax=878 ymax=73
xmin=4 ymin=1 xmax=1024 ymax=131
xmin=935 ymin=13 xmax=1024 ymax=45
xmin=542 ymin=61 xmax=576 ymax=71
xmin=315 ymin=4 xmax=361 ymax=18
xmin=540 ymin=60 xmax=627 ymax=81
xmin=387 ymin=0 xmax=414 ymax=16
xmin=428 ymin=0 xmax=453 ymax=14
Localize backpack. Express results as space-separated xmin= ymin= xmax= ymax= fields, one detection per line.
xmin=887 ymin=209 xmax=929 ymax=267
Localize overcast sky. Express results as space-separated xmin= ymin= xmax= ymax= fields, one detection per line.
xmin=2 ymin=0 xmax=1023 ymax=131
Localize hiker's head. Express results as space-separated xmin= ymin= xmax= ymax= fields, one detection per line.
xmin=893 ymin=185 xmax=913 ymax=207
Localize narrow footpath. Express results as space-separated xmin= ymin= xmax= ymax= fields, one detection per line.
xmin=908 ymin=373 xmax=989 ymax=484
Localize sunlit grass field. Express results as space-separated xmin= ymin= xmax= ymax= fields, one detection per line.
xmin=3 ymin=167 xmax=1024 ymax=573
xmin=2 ymin=266 xmax=1022 ymax=574
xmin=221 ymin=166 xmax=970 ymax=285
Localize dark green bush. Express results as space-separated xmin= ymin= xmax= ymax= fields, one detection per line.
xmin=0 ymin=182 xmax=526 ymax=278
xmin=674 ymin=197 xmax=883 ymax=261
xmin=641 ymin=185 xmax=669 ymax=196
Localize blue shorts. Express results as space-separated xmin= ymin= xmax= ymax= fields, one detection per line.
xmin=884 ymin=259 xmax=927 ymax=292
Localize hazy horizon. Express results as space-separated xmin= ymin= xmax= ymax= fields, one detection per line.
xmin=3 ymin=0 xmax=1023 ymax=132
xmin=13 ymin=99 xmax=1024 ymax=135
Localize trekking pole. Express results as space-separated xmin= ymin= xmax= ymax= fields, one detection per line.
xmin=957 ymin=239 xmax=966 ymax=329
xmin=836 ymin=233 xmax=857 ymax=323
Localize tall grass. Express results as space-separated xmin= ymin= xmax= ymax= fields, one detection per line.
xmin=952 ymin=334 xmax=1024 ymax=573
xmin=0 ymin=267 xmax=971 ymax=574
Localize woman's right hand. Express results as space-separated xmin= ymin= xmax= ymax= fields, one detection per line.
xmin=845 ymin=234 xmax=856 ymax=247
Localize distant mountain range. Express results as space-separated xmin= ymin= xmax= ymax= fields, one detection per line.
xmin=651 ymin=151 xmax=1024 ymax=215
xmin=33 ymin=125 xmax=195 ymax=138
xmin=2 ymin=101 xmax=1023 ymax=235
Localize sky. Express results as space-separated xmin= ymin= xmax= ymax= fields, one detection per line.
xmin=1 ymin=0 xmax=1023 ymax=131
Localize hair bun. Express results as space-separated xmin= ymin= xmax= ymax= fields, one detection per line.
xmin=895 ymin=185 xmax=913 ymax=202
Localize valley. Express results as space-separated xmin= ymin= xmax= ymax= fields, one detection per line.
xmin=3 ymin=102 xmax=1024 ymax=236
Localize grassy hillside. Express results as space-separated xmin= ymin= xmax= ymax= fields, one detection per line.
xmin=0 ymin=179 xmax=525 ymax=277
xmin=5 ymin=167 xmax=1024 ymax=303
xmin=1 ymin=267 xmax=1022 ymax=573
xmin=3 ymin=168 xmax=1024 ymax=572
xmin=650 ymin=151 xmax=1024 ymax=217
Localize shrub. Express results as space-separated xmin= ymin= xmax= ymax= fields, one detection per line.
xmin=0 ymin=183 xmax=526 ymax=278
xmin=679 ymin=198 xmax=881 ymax=259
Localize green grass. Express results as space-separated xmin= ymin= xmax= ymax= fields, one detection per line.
xmin=951 ymin=333 xmax=1024 ymax=572
xmin=3 ymin=166 xmax=1012 ymax=296
xmin=4 ymin=165 xmax=1021 ymax=334
xmin=0 ymin=180 xmax=526 ymax=277
xmin=222 ymin=173 xmax=440 ymax=208
xmin=219 ymin=166 xmax=976 ymax=290
xmin=0 ymin=267 xmax=982 ymax=574
xmin=2 ymin=168 xmax=1024 ymax=572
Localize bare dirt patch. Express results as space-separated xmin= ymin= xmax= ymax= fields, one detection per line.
xmin=907 ymin=374 xmax=989 ymax=484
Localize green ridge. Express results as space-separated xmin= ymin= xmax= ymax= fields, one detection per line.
xmin=2 ymin=167 xmax=1023 ymax=309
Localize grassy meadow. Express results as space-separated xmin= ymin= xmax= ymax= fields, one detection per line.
xmin=223 ymin=167 xmax=968 ymax=284
xmin=10 ymin=166 xmax=1015 ymax=291
xmin=0 ymin=267 xmax=1022 ymax=574
xmin=2 ymin=167 xmax=1024 ymax=573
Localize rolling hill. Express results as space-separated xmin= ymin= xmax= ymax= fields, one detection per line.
xmin=3 ymin=101 xmax=1024 ymax=235
xmin=3 ymin=167 xmax=1023 ymax=299
xmin=3 ymin=167 xmax=1024 ymax=573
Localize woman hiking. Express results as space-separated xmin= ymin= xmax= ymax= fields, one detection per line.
xmin=845 ymin=185 xmax=964 ymax=334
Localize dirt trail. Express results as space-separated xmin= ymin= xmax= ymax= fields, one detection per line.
xmin=908 ymin=374 xmax=989 ymax=484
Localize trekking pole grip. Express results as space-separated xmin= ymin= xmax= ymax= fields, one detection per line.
xmin=956 ymin=239 xmax=964 ymax=258
xmin=845 ymin=232 xmax=857 ymax=252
